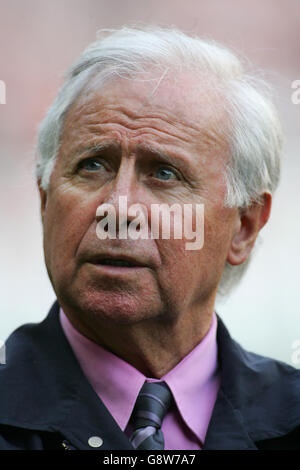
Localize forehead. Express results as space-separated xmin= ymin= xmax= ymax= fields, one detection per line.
xmin=61 ymin=72 xmax=229 ymax=161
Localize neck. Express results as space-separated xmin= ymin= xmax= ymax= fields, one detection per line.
xmin=63 ymin=301 xmax=216 ymax=378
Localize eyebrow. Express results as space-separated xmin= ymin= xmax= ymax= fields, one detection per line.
xmin=136 ymin=143 xmax=196 ymax=177
xmin=73 ymin=142 xmax=191 ymax=168
xmin=73 ymin=142 xmax=121 ymax=159
xmin=71 ymin=141 xmax=199 ymax=182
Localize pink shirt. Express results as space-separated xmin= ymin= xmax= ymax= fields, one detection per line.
xmin=59 ymin=309 xmax=220 ymax=450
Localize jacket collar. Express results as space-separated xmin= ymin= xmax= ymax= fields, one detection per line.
xmin=203 ymin=314 xmax=300 ymax=449
xmin=1 ymin=302 xmax=300 ymax=450
xmin=0 ymin=301 xmax=134 ymax=450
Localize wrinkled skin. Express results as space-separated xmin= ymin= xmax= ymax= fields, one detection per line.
xmin=39 ymin=74 xmax=271 ymax=377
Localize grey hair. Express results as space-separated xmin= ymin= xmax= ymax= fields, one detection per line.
xmin=35 ymin=25 xmax=283 ymax=296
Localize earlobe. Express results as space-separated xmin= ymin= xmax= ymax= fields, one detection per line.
xmin=38 ymin=179 xmax=48 ymax=222
xmin=227 ymin=192 xmax=272 ymax=266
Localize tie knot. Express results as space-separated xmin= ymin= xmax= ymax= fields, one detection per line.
xmin=132 ymin=381 xmax=173 ymax=429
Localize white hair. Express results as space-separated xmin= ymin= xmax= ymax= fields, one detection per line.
xmin=35 ymin=25 xmax=283 ymax=296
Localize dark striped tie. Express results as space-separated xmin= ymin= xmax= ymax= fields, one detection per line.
xmin=129 ymin=381 xmax=173 ymax=450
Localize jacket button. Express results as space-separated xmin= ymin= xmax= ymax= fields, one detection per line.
xmin=88 ymin=436 xmax=103 ymax=448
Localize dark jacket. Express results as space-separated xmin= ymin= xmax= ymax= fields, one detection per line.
xmin=0 ymin=301 xmax=300 ymax=450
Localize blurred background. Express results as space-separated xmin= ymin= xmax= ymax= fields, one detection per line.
xmin=0 ymin=0 xmax=299 ymax=366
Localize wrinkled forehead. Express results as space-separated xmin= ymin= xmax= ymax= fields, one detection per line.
xmin=69 ymin=70 xmax=229 ymax=139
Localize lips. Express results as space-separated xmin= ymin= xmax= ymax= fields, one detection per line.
xmin=87 ymin=253 xmax=147 ymax=268
xmin=98 ymin=258 xmax=137 ymax=267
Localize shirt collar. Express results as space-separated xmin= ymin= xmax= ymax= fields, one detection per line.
xmin=59 ymin=309 xmax=220 ymax=444
xmin=159 ymin=312 xmax=220 ymax=443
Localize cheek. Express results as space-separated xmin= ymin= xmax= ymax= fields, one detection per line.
xmin=155 ymin=238 xmax=201 ymax=298
xmin=43 ymin=189 xmax=96 ymax=273
xmin=202 ymin=206 xmax=236 ymax=268
xmin=158 ymin=207 xmax=234 ymax=285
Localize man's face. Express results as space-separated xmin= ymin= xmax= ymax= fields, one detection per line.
xmin=40 ymin=74 xmax=239 ymax=327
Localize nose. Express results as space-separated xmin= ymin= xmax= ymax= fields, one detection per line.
xmin=105 ymin=158 xmax=138 ymax=208
xmin=96 ymin=159 xmax=148 ymax=237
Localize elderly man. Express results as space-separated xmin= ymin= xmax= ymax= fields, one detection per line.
xmin=0 ymin=26 xmax=299 ymax=451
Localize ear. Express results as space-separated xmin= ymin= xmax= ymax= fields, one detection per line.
xmin=37 ymin=179 xmax=48 ymax=224
xmin=227 ymin=192 xmax=272 ymax=266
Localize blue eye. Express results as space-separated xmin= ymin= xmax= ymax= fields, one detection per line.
xmin=78 ymin=158 xmax=104 ymax=172
xmin=155 ymin=167 xmax=178 ymax=180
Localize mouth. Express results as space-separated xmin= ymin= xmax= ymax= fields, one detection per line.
xmin=86 ymin=254 xmax=148 ymax=274
xmin=96 ymin=258 xmax=140 ymax=268
xmin=87 ymin=259 xmax=146 ymax=278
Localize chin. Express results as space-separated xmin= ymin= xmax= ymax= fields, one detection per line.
xmin=60 ymin=287 xmax=161 ymax=326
